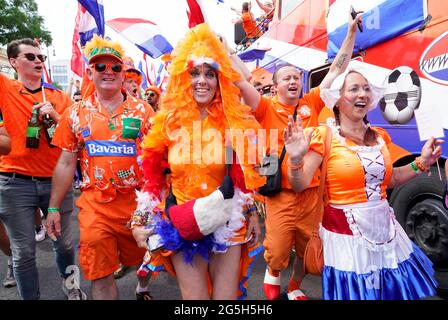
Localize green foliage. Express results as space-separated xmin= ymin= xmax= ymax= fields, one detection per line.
xmin=0 ymin=0 xmax=52 ymax=46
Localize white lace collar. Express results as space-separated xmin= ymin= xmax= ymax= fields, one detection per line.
xmin=326 ymin=118 xmax=385 ymax=153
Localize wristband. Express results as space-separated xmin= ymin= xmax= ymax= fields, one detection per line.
xmin=415 ymin=156 xmax=430 ymax=172
xmin=409 ymin=161 xmax=420 ymax=174
xmin=48 ymin=207 xmax=60 ymax=213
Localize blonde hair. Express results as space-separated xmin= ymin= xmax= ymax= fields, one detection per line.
xmin=83 ymin=34 xmax=125 ymax=63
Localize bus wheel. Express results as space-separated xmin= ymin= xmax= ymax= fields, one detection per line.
xmin=389 ymin=169 xmax=448 ymax=292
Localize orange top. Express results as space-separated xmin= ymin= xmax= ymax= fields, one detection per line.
xmin=242 ymin=12 xmax=259 ymax=38
xmin=309 ymin=125 xmax=393 ymax=204
xmin=52 ymin=92 xmax=154 ymax=203
xmin=168 ymin=117 xmax=227 ymax=204
xmin=254 ymin=87 xmax=325 ymax=189
xmin=0 ymin=73 xmax=72 ymax=177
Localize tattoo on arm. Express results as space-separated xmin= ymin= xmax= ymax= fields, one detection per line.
xmin=336 ymin=53 xmax=348 ymax=68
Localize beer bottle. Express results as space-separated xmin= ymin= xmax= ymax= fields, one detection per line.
xmin=42 ymin=113 xmax=56 ymax=148
xmin=26 ymin=104 xmax=41 ymax=149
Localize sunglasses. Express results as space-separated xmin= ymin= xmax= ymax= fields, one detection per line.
xmin=91 ymin=63 xmax=123 ymax=73
xmin=19 ymin=53 xmax=47 ymax=62
xmin=147 ymin=92 xmax=158 ymax=98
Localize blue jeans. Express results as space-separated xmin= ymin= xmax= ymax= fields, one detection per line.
xmin=0 ymin=174 xmax=75 ymax=300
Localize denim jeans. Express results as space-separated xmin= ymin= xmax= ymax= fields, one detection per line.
xmin=0 ymin=174 xmax=75 ymax=300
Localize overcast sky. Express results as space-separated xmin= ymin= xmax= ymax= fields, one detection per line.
xmin=34 ymin=0 xmax=263 ymax=63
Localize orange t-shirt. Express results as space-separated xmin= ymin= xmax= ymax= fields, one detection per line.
xmin=52 ymin=92 xmax=154 ymax=203
xmin=254 ymin=87 xmax=325 ymax=189
xmin=0 ymin=74 xmax=72 ymax=177
xmin=242 ymin=12 xmax=259 ymax=38
xmin=309 ymin=125 xmax=393 ymax=204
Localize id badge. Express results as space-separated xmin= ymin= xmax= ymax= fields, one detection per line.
xmin=122 ymin=117 xmax=142 ymax=139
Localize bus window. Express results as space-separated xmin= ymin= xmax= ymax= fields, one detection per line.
xmin=307 ymin=63 xmax=330 ymax=89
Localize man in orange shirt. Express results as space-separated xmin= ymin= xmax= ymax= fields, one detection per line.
xmin=234 ymin=12 xmax=362 ymax=300
xmin=47 ymin=35 xmax=154 ymax=300
xmin=0 ymin=38 xmax=86 ymax=300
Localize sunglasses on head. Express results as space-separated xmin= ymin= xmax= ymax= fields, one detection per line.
xmin=91 ymin=63 xmax=123 ymax=73
xmin=20 ymin=53 xmax=47 ymax=62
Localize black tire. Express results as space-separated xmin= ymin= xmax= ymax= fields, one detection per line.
xmin=389 ymin=166 xmax=448 ymax=292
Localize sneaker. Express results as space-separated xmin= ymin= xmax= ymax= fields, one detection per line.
xmin=62 ymin=280 xmax=88 ymax=300
xmin=2 ymin=264 xmax=16 ymax=288
xmin=113 ymin=264 xmax=129 ymax=279
xmin=136 ymin=291 xmax=153 ymax=300
xmin=35 ymin=224 xmax=46 ymax=242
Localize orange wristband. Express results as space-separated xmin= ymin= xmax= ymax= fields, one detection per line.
xmin=415 ymin=156 xmax=430 ymax=172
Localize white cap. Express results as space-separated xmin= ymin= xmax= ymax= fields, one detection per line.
xmin=320 ymin=61 xmax=385 ymax=111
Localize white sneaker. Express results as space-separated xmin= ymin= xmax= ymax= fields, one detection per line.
xmin=35 ymin=224 xmax=46 ymax=242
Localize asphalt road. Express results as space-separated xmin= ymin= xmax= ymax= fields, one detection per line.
xmin=0 ymin=191 xmax=322 ymax=300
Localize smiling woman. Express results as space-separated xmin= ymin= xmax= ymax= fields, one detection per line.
xmin=283 ymin=61 xmax=442 ymax=300
xmin=189 ymin=63 xmax=218 ymax=110
xmin=131 ymin=23 xmax=266 ymax=301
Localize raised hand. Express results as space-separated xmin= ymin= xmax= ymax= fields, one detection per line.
xmin=283 ymin=115 xmax=313 ymax=163
xmin=348 ymin=7 xmax=363 ymax=34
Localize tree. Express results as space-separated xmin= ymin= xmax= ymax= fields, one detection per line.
xmin=0 ymin=0 xmax=52 ymax=46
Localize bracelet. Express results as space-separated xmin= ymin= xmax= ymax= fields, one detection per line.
xmin=415 ymin=156 xmax=430 ymax=172
xmin=409 ymin=161 xmax=420 ymax=174
xmin=287 ymin=159 xmax=304 ymax=170
xmin=48 ymin=207 xmax=60 ymax=213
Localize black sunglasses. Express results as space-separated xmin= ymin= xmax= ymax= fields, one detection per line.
xmin=91 ymin=63 xmax=123 ymax=73
xmin=20 ymin=53 xmax=47 ymax=62
xmin=147 ymin=92 xmax=157 ymax=98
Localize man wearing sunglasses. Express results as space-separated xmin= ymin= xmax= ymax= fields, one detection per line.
xmin=0 ymin=38 xmax=85 ymax=300
xmin=144 ymin=86 xmax=161 ymax=112
xmin=47 ymin=35 xmax=155 ymax=300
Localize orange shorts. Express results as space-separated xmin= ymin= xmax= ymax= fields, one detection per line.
xmin=263 ymin=187 xmax=319 ymax=270
xmin=77 ymin=191 xmax=146 ymax=281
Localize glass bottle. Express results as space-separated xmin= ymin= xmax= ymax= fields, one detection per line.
xmin=26 ymin=104 xmax=41 ymax=149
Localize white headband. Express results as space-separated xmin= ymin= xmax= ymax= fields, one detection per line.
xmin=320 ymin=61 xmax=385 ymax=111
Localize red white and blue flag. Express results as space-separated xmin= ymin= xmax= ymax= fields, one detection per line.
xmin=106 ymin=18 xmax=173 ymax=59
xmin=327 ymin=0 xmax=427 ymax=59
xmin=186 ymin=0 xmax=207 ymax=28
